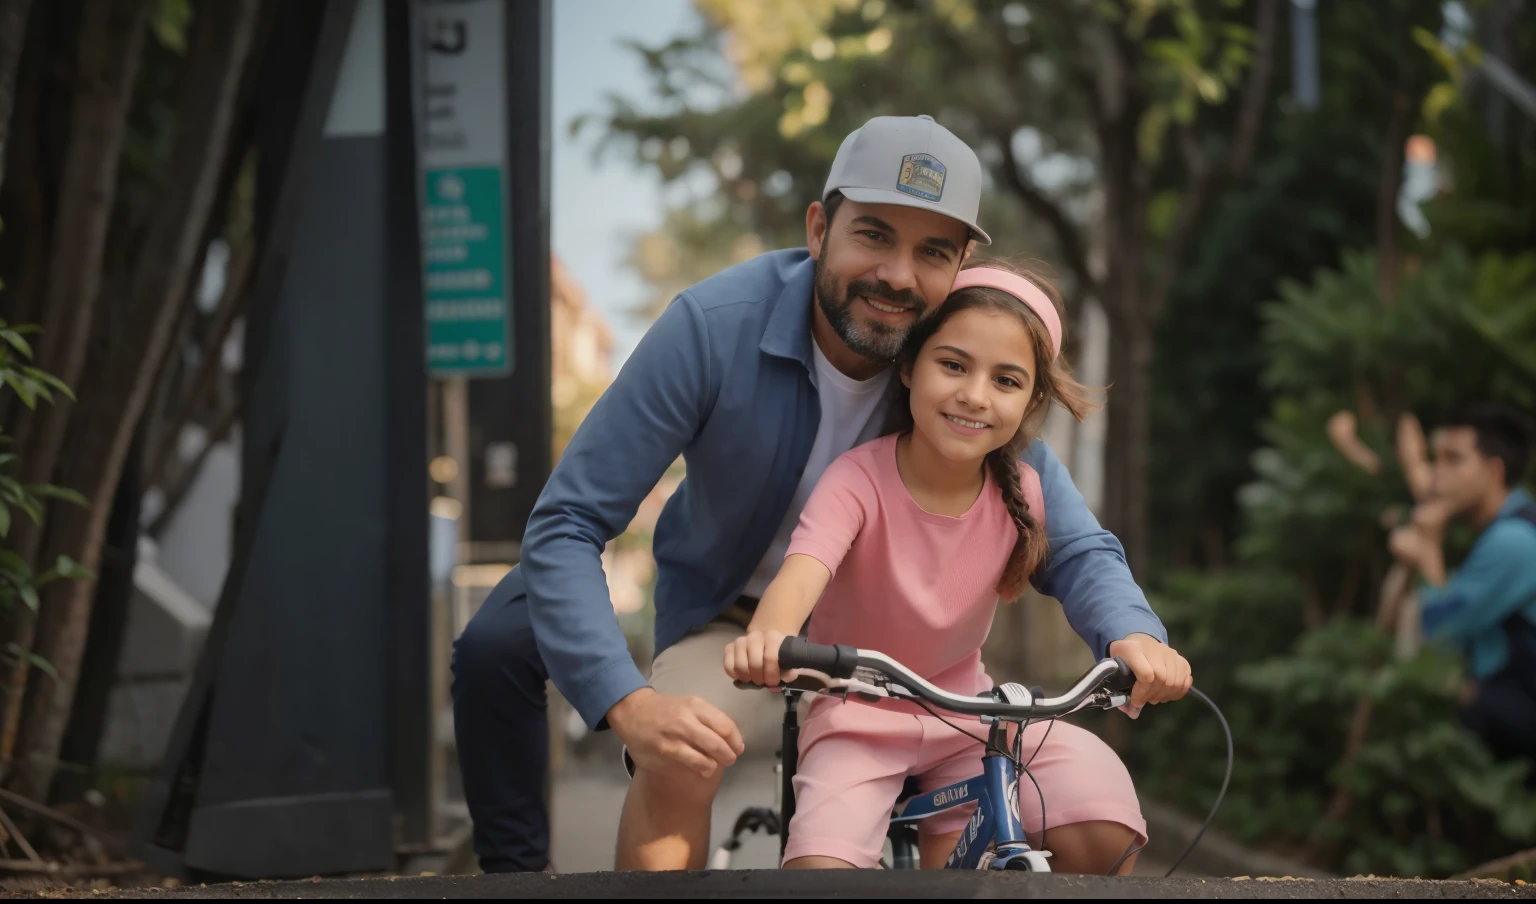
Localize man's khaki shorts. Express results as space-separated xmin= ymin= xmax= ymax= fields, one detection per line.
xmin=622 ymin=618 xmax=786 ymax=776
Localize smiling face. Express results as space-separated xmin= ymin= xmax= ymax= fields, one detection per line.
xmin=902 ymin=306 xmax=1041 ymax=464
xmin=808 ymin=196 xmax=971 ymax=362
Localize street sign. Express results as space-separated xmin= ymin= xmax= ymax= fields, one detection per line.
xmin=412 ymin=0 xmax=512 ymax=377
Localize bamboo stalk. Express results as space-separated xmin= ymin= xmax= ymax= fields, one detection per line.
xmin=0 ymin=802 xmax=38 ymax=862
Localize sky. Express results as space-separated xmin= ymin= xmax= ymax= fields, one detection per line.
xmin=552 ymin=0 xmax=701 ymax=366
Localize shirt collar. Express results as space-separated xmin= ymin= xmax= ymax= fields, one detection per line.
xmin=759 ymin=253 xmax=817 ymax=371
xmin=1499 ymin=487 xmax=1534 ymax=518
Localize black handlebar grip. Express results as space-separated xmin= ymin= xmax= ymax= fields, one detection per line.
xmin=779 ymin=637 xmax=859 ymax=679
xmin=1108 ymin=656 xmax=1137 ymax=693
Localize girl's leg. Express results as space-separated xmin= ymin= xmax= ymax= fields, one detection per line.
xmin=1012 ymin=721 xmax=1147 ymax=875
xmin=919 ymin=830 xmax=962 ymax=868
xmin=1026 ymin=820 xmax=1140 ymax=875
xmin=916 ymin=824 xmax=1137 ymax=873
xmin=782 ymin=705 xmax=920 ymax=870
xmin=919 ymin=824 xmax=1138 ymax=873
xmin=785 ymin=855 xmax=858 ymax=869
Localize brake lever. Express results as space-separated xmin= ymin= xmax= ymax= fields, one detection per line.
xmin=732 ymin=674 xmax=830 ymax=693
xmin=733 ymin=672 xmax=890 ymax=702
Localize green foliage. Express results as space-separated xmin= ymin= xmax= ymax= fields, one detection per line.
xmin=1122 ymin=575 xmax=1536 ymax=877
xmin=0 ymin=315 xmax=92 ymax=666
xmin=1149 ymin=110 xmax=1383 ymax=571
xmin=1147 ymin=0 xmax=1457 ymax=575
xmin=1262 ymin=249 xmax=1536 ymax=415
xmin=150 ymin=0 xmax=194 ymax=53
xmin=120 ymin=0 xmax=201 ymax=225
xmin=1237 ymin=617 xmax=1536 ymax=878
xmin=1230 ymin=248 xmax=1535 ymax=584
xmin=1420 ymin=104 xmax=1536 ymax=262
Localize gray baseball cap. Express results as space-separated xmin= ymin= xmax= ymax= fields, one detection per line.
xmin=823 ymin=114 xmax=991 ymax=245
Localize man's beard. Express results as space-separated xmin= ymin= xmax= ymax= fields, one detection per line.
xmin=813 ymin=254 xmax=927 ymax=362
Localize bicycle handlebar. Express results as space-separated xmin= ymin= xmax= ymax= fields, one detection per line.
xmin=776 ymin=637 xmax=1137 ymax=720
xmin=778 ymin=636 xmax=859 ymax=678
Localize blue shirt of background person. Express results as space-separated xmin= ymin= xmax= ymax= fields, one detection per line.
xmin=1392 ymin=403 xmax=1536 ymax=682
xmin=1420 ymin=488 xmax=1536 ymax=680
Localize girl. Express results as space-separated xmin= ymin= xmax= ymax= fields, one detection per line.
xmin=723 ymin=262 xmax=1192 ymax=873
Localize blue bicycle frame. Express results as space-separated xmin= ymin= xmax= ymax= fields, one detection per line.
xmin=888 ymin=721 xmax=1038 ymax=870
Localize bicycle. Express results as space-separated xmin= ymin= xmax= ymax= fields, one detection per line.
xmin=710 ymin=636 xmax=1233 ymax=873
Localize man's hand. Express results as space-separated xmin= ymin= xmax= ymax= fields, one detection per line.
xmin=723 ymin=629 xmax=791 ymax=688
xmin=1410 ymin=498 xmax=1451 ymax=534
xmin=1108 ymin=634 xmax=1193 ymax=708
xmin=605 ymin=688 xmax=744 ymax=779
xmin=1390 ymin=502 xmax=1446 ymax=567
xmin=1390 ymin=510 xmax=1449 ymax=586
xmin=1389 ymin=524 xmax=1432 ymax=568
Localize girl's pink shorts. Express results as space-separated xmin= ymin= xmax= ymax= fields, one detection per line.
xmin=783 ymin=700 xmax=1147 ymax=868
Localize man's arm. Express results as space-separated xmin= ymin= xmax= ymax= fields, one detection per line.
xmin=521 ymin=294 xmax=714 ymax=729
xmin=1022 ymin=440 xmax=1167 ymax=657
xmin=1420 ymin=523 xmax=1536 ymax=643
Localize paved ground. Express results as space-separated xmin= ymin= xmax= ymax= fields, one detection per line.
xmin=11 ymin=741 xmax=1527 ymax=898
xmin=22 ymin=872 xmax=1535 ymax=898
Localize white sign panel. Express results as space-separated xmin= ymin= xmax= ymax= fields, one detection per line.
xmin=413 ymin=0 xmax=508 ymax=168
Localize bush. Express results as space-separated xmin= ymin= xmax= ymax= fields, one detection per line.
xmin=0 ymin=312 xmax=91 ymax=677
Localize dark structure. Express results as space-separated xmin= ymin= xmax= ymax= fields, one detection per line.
xmin=132 ymin=0 xmax=552 ymax=879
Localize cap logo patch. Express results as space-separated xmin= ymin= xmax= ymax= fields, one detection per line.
xmin=896 ymin=153 xmax=946 ymax=202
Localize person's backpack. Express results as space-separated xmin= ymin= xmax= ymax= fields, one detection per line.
xmin=1499 ymin=502 xmax=1536 ymax=696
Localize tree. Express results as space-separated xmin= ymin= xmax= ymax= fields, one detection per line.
xmin=0 ymin=0 xmax=155 ymax=786
xmin=0 ymin=0 xmax=266 ymax=800
xmin=1148 ymin=112 xmax=1382 ymax=572
xmin=0 ymin=0 xmax=32 ymax=191
xmin=1146 ymin=0 xmax=1455 ymax=573
xmin=598 ymin=0 xmax=1282 ymax=574
xmin=0 ymin=320 xmax=92 ymax=671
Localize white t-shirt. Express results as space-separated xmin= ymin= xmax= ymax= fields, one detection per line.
xmin=741 ymin=341 xmax=893 ymax=599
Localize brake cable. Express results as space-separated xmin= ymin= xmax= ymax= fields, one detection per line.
xmin=1107 ymin=686 xmax=1234 ymax=877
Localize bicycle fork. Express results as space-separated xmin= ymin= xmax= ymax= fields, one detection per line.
xmin=980 ymin=720 xmax=1048 ymax=871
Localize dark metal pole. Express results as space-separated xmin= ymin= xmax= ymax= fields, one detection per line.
xmin=384 ymin=0 xmax=432 ymax=849
xmin=464 ymin=0 xmax=551 ymax=564
xmin=1290 ymin=0 xmax=1319 ymax=111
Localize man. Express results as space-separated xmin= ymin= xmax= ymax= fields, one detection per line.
xmin=452 ymin=115 xmax=1185 ymax=873
xmin=1391 ymin=402 xmax=1536 ymax=760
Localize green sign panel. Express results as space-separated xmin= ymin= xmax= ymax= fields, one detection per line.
xmin=421 ymin=166 xmax=511 ymax=375
xmin=414 ymin=0 xmax=511 ymax=378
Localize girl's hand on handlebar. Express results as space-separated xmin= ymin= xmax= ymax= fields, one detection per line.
xmin=723 ymin=629 xmax=791 ymax=687
xmin=1108 ymin=633 xmax=1193 ymax=707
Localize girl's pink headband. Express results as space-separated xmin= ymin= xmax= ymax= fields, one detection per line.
xmin=949 ymin=267 xmax=1062 ymax=359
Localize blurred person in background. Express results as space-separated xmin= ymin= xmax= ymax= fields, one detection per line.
xmin=1390 ymin=402 xmax=1536 ymax=761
